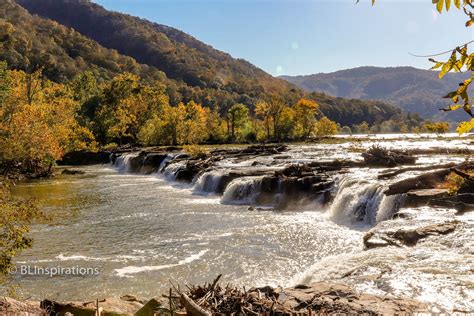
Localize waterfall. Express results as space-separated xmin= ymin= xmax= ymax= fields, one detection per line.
xmin=162 ymin=161 xmax=186 ymax=180
xmin=221 ymin=176 xmax=263 ymax=205
xmin=157 ymin=154 xmax=174 ymax=173
xmin=329 ymin=177 xmax=401 ymax=226
xmin=194 ymin=170 xmax=225 ymax=194
xmin=113 ymin=153 xmax=140 ymax=173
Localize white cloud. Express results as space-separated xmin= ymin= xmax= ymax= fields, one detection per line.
xmin=291 ymin=41 xmax=299 ymax=50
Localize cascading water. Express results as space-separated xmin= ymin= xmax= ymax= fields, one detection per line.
xmin=113 ymin=153 xmax=140 ymax=173
xmin=329 ymin=176 xmax=402 ymax=226
xmin=157 ymin=154 xmax=174 ymax=173
xmin=221 ymin=176 xmax=263 ymax=205
xmin=193 ymin=170 xmax=225 ymax=194
xmin=162 ymin=161 xmax=186 ymax=180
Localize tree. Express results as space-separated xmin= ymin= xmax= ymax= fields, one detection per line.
xmin=255 ymin=101 xmax=272 ymax=139
xmin=314 ymin=116 xmax=338 ymax=136
xmin=353 ymin=121 xmax=370 ymax=134
xmin=366 ymin=0 xmax=474 ymax=134
xmin=0 ymin=182 xmax=43 ymax=280
xmin=227 ymin=103 xmax=249 ymax=141
xmin=416 ymin=121 xmax=451 ymax=134
xmin=268 ymin=96 xmax=286 ymax=141
xmin=294 ymin=98 xmax=319 ymax=138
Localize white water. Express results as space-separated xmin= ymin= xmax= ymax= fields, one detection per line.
xmin=114 ymin=153 xmax=139 ymax=173
xmin=193 ymin=170 xmax=225 ymax=194
xmin=221 ymin=176 xmax=263 ymax=205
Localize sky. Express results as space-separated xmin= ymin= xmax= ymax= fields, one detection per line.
xmin=93 ymin=0 xmax=473 ymax=76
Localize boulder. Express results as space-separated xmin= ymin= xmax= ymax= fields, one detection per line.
xmin=404 ymin=188 xmax=450 ymax=207
xmin=364 ymin=221 xmax=459 ymax=249
xmin=384 ymin=169 xmax=452 ymax=195
xmin=282 ymin=282 xmax=427 ymax=314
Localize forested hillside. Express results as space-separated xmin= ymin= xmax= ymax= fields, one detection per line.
xmin=0 ymin=0 xmax=415 ymax=138
xmin=12 ymin=0 xmax=405 ymax=123
xmin=16 ymin=0 xmax=294 ymax=99
xmin=281 ymin=66 xmax=471 ymax=123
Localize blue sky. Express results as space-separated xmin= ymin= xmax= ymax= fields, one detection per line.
xmin=94 ymin=0 xmax=473 ymax=76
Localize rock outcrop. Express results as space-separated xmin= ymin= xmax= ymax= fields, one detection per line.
xmin=363 ymin=221 xmax=459 ymax=249
xmin=282 ymin=282 xmax=427 ymax=315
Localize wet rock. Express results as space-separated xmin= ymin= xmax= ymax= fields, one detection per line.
xmin=282 ymin=282 xmax=427 ymax=314
xmin=61 ymin=169 xmax=85 ymax=175
xmin=384 ymin=169 xmax=452 ymax=195
xmin=140 ymin=153 xmax=168 ymax=174
xmin=364 ymin=221 xmax=459 ymax=249
xmin=278 ymin=164 xmax=313 ymax=177
xmin=404 ymin=188 xmax=450 ymax=207
xmin=58 ymin=151 xmax=111 ymax=166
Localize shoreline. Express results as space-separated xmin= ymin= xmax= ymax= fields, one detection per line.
xmin=2 ymin=279 xmax=429 ymax=315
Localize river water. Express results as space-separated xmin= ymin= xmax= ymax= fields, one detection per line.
xmin=10 ymin=135 xmax=474 ymax=313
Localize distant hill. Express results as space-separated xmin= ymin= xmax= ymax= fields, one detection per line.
xmin=281 ymin=66 xmax=471 ymax=123
xmin=16 ymin=0 xmax=293 ymax=97
xmin=1 ymin=0 xmax=403 ymax=127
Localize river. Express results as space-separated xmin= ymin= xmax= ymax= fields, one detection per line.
xmin=10 ymin=135 xmax=474 ymax=313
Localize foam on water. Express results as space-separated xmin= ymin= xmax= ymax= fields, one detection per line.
xmin=115 ymin=250 xmax=208 ymax=277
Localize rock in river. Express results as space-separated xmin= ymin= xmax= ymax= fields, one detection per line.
xmin=364 ymin=220 xmax=459 ymax=249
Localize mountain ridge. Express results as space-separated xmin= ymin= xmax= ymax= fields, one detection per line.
xmin=2 ymin=0 xmax=405 ymax=127
xmin=281 ymin=66 xmax=471 ymax=122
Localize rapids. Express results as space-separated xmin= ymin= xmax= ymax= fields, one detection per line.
xmin=9 ymin=135 xmax=474 ymax=313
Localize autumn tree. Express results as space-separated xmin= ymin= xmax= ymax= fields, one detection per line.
xmin=255 ymin=101 xmax=272 ymax=139
xmin=415 ymin=121 xmax=450 ymax=134
xmin=294 ymin=98 xmax=319 ymax=138
xmin=0 ymin=67 xmax=96 ymax=175
xmin=314 ymin=116 xmax=338 ymax=137
xmin=227 ymin=103 xmax=249 ymax=141
xmin=268 ymin=96 xmax=286 ymax=141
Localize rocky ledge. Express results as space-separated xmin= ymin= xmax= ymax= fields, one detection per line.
xmin=2 ymin=279 xmax=428 ymax=315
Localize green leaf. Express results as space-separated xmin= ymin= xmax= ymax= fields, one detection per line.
xmin=456 ymin=118 xmax=474 ymax=134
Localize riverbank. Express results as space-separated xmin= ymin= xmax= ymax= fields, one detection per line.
xmin=2 ymin=278 xmax=428 ymax=315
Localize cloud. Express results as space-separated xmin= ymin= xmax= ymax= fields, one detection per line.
xmin=291 ymin=42 xmax=299 ymax=50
